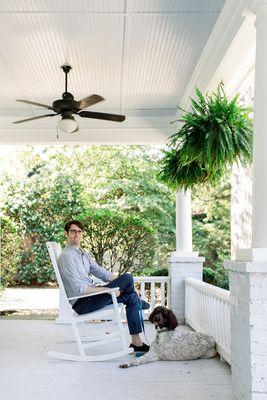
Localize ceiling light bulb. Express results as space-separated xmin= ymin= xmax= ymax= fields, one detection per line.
xmin=58 ymin=116 xmax=77 ymax=133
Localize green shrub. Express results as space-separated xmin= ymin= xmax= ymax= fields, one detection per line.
xmin=0 ymin=216 xmax=21 ymax=286
xmin=135 ymin=267 xmax=168 ymax=276
xmin=79 ymin=209 xmax=157 ymax=275
xmin=203 ymin=266 xmax=229 ymax=290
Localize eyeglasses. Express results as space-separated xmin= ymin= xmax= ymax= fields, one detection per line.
xmin=69 ymin=229 xmax=83 ymax=234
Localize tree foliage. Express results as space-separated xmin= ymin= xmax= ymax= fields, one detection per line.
xmin=80 ymin=209 xmax=156 ymax=275
xmin=0 ymin=145 xmax=175 ymax=285
xmin=0 ymin=144 xmax=232 ymax=289
xmin=0 ymin=215 xmax=21 ymax=287
xmin=192 ymin=175 xmax=231 ymax=289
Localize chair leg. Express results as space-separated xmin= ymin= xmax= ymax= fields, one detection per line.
xmin=111 ymin=293 xmax=128 ymax=351
xmin=72 ymin=321 xmax=86 ymax=357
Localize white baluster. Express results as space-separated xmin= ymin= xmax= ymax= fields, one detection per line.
xmin=167 ymin=280 xmax=171 ymax=308
xmin=160 ymin=282 xmax=165 ymax=306
xmin=140 ymin=280 xmax=145 ymax=300
xmin=150 ymin=282 xmax=155 ymax=310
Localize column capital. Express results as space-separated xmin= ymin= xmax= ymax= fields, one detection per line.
xmin=169 ymin=251 xmax=204 ymax=263
xmin=225 ymin=259 xmax=267 ymax=273
xmin=235 ymin=247 xmax=267 ymax=261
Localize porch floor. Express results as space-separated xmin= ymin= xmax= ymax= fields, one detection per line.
xmin=0 ymin=319 xmax=232 ymax=400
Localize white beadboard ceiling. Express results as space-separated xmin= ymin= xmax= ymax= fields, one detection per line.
xmin=0 ymin=0 xmax=226 ymax=143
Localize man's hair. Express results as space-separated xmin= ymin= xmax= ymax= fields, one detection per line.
xmin=64 ymin=220 xmax=84 ymax=232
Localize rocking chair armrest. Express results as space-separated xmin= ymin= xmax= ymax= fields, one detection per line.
xmin=68 ymin=287 xmax=120 ymax=301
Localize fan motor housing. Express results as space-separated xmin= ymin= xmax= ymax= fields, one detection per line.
xmin=52 ymin=98 xmax=80 ymax=114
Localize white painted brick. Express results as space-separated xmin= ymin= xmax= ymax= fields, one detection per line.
xmin=250 ymin=315 xmax=267 ymax=326
xmin=250 ymin=393 xmax=267 ymax=400
xmin=169 ymin=257 xmax=203 ymax=322
xmin=251 ymin=342 xmax=267 ymax=354
xmin=251 ymin=363 xmax=267 ymax=380
xmin=229 ymin=260 xmax=267 ymax=400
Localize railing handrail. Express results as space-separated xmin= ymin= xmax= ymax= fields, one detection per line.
xmin=185 ymin=277 xmax=230 ymax=303
xmin=133 ymin=276 xmax=170 ymax=283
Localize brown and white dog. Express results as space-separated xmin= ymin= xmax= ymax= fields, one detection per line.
xmin=119 ymin=306 xmax=217 ymax=368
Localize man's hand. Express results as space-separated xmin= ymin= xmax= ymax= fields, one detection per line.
xmin=115 ymin=289 xmax=121 ymax=297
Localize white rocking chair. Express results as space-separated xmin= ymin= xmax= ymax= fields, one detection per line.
xmin=46 ymin=241 xmax=133 ymax=361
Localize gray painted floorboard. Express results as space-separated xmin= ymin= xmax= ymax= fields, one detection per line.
xmin=0 ymin=320 xmax=232 ymax=400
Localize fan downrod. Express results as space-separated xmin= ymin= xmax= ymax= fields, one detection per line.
xmin=61 ymin=64 xmax=72 ymax=94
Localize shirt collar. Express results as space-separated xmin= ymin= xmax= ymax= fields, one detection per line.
xmin=66 ymin=245 xmax=84 ymax=254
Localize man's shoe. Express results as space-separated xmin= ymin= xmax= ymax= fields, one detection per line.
xmin=129 ymin=342 xmax=150 ymax=353
xmin=141 ymin=299 xmax=150 ymax=310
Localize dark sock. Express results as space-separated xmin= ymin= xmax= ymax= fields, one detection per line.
xmin=129 ymin=342 xmax=150 ymax=352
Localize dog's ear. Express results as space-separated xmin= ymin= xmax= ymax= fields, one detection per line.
xmin=149 ymin=307 xmax=158 ymax=323
xmin=166 ymin=309 xmax=178 ymax=330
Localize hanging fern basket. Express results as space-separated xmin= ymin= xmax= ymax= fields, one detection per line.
xmin=159 ymin=84 xmax=253 ymax=190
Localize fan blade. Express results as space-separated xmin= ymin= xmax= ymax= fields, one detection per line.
xmin=16 ymin=99 xmax=53 ymax=110
xmin=13 ymin=114 xmax=57 ymax=124
xmin=79 ymin=110 xmax=125 ymax=122
xmin=77 ymin=94 xmax=104 ymax=110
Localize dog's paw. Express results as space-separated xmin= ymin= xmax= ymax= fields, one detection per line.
xmin=119 ymin=363 xmax=130 ymax=369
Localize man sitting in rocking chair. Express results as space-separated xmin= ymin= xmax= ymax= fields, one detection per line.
xmin=58 ymin=219 xmax=150 ymax=353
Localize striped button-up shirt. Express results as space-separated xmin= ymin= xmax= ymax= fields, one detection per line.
xmin=58 ymin=245 xmax=111 ymax=304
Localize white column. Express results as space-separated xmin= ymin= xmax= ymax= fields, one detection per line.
xmin=226 ymin=3 xmax=267 ymax=399
xmin=237 ymin=0 xmax=267 ymax=261
xmin=173 ymin=189 xmax=198 ymax=257
xmin=169 ymin=189 xmax=203 ymax=323
xmin=175 ymin=190 xmax=193 ymax=253
xmin=252 ymin=0 xmax=267 ymax=250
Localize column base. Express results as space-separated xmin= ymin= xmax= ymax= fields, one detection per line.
xmin=169 ymin=251 xmax=204 ymax=263
xmin=169 ymin=253 xmax=204 ymax=324
xmin=226 ymin=258 xmax=267 ymax=400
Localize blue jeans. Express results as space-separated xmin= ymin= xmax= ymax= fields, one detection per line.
xmin=73 ymin=273 xmax=142 ymax=335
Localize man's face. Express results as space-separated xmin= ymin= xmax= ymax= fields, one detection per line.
xmin=65 ymin=224 xmax=83 ymax=246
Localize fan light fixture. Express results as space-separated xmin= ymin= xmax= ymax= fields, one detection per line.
xmin=58 ymin=116 xmax=77 ymax=133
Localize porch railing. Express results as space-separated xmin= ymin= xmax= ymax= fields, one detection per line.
xmin=185 ymin=277 xmax=231 ymax=365
xmin=134 ymin=276 xmax=170 ymax=319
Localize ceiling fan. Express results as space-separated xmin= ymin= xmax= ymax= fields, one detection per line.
xmin=13 ymin=64 xmax=125 ymax=133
